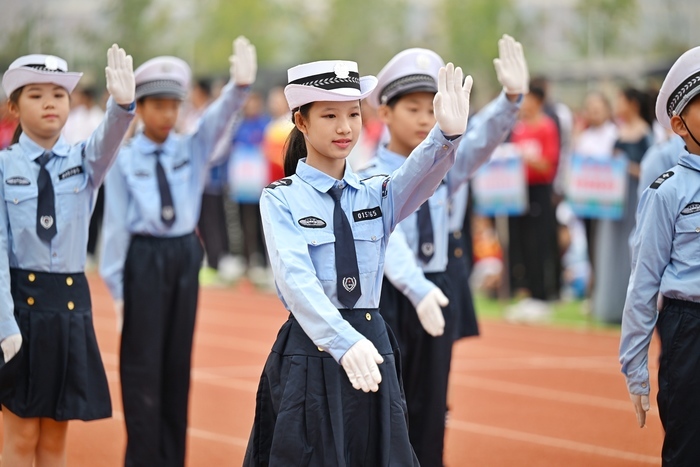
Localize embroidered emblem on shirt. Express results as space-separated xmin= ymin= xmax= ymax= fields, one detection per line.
xmin=173 ymin=159 xmax=190 ymax=171
xmin=5 ymin=176 xmax=30 ymax=186
xmin=381 ymin=177 xmax=390 ymax=198
xmin=353 ymin=206 xmax=382 ymax=222
xmin=342 ymin=276 xmax=357 ymax=292
xmin=650 ymin=171 xmax=674 ymax=189
xmin=40 ymin=215 xmax=54 ymax=229
xmin=298 ymin=216 xmax=327 ymax=228
xmin=681 ymin=202 xmax=700 ymax=215
xmin=134 ymin=171 xmax=151 ymax=178
xmin=266 ymin=178 xmax=292 ymax=189
xmin=59 ymin=166 xmax=84 ymax=180
xmin=421 ymin=242 xmax=434 ymax=258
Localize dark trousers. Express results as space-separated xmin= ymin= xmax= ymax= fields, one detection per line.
xmin=238 ymin=202 xmax=266 ymax=267
xmin=380 ymin=272 xmax=455 ymax=467
xmin=198 ymin=193 xmax=229 ymax=270
xmin=657 ymin=298 xmax=700 ymax=466
xmin=87 ymin=186 xmax=104 ymax=256
xmin=121 ymin=233 xmax=203 ymax=467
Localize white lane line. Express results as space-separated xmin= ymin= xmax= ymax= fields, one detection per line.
xmin=450 ymin=374 xmax=659 ymax=415
xmin=451 ymin=355 xmax=620 ymax=372
xmin=449 ymin=420 xmax=659 ymax=464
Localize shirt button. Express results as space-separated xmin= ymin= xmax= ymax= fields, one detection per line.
xmin=311 ymin=240 xmax=317 ymax=245
xmin=13 ymin=199 xmax=18 ymax=204
xmin=52 ymin=253 xmax=57 ymax=257
xmin=454 ymin=231 xmax=462 ymax=239
xmin=317 ymin=346 xmax=324 ymax=352
xmin=67 ymin=301 xmax=75 ymax=311
xmin=442 ymin=145 xmax=448 ymax=149
xmin=455 ymin=247 xmax=463 ymax=258
xmin=28 ymin=273 xmax=36 ymax=282
xmin=695 ymin=227 xmax=700 ymax=233
xmin=74 ymin=187 xmax=79 ymax=193
xmin=365 ymin=312 xmax=372 ymax=321
xmin=66 ymin=277 xmax=73 ymax=286
xmin=371 ymin=236 xmax=376 ymax=241
xmin=27 ymin=297 xmax=34 ymax=306
xmin=641 ymin=382 xmax=648 ymax=388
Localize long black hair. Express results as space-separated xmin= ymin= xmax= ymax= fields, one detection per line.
xmin=621 ymin=87 xmax=654 ymax=127
xmin=8 ymin=87 xmax=23 ymax=145
xmin=283 ymin=103 xmax=311 ymax=177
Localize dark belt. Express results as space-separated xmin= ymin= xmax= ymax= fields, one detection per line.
xmin=10 ymin=268 xmax=90 ymax=312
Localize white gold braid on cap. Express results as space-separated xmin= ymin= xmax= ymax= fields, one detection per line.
xmin=668 ymin=71 xmax=700 ymax=117
xmin=289 ymin=71 xmax=360 ymax=91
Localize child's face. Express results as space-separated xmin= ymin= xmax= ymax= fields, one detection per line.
xmin=137 ymin=97 xmax=181 ymax=143
xmin=672 ymin=97 xmax=700 ymax=153
xmin=9 ymin=83 xmax=70 ymax=142
xmin=379 ymin=92 xmax=435 ymax=155
xmin=296 ymin=100 xmax=362 ymax=165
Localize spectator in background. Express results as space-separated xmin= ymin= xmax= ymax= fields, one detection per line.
xmin=0 ymin=92 xmax=18 ymax=149
xmin=592 ymin=86 xmax=654 ymax=324
xmin=506 ymin=85 xmax=560 ymax=321
xmin=229 ymin=92 xmax=271 ymax=286
xmin=571 ymin=90 xmax=618 ymax=292
xmin=63 ymin=85 xmax=107 ymax=269
xmin=178 ymin=78 xmax=213 ymax=134
xmin=262 ymin=86 xmax=292 ymax=182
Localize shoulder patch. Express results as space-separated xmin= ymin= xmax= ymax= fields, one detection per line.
xmin=381 ymin=177 xmax=390 ymax=198
xmin=6 ymin=176 xmax=31 ymax=186
xmin=681 ymin=202 xmax=700 ymax=215
xmin=173 ymin=159 xmax=190 ymax=171
xmin=266 ymin=178 xmax=293 ymax=189
xmin=353 ymin=206 xmax=383 ymax=222
xmin=650 ymin=171 xmax=674 ymax=189
xmin=59 ymin=165 xmax=84 ymax=180
xmin=298 ymin=216 xmax=327 ymax=228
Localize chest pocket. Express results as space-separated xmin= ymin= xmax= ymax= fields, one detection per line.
xmin=55 ymin=169 xmax=89 ymax=219
xmin=675 ymin=214 xmax=700 ymax=257
xmin=352 ymin=219 xmax=385 ymax=274
xmin=301 ymin=228 xmax=336 ymax=281
xmin=5 ymin=185 xmax=38 ymax=233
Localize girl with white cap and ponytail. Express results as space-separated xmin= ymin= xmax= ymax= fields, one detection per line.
xmin=244 ymin=58 xmax=472 ymax=465
xmin=0 ymin=44 xmax=135 ymax=466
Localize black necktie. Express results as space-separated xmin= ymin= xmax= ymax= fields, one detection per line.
xmin=36 ymin=151 xmax=57 ymax=242
xmin=417 ymin=201 xmax=434 ymax=263
xmin=328 ymin=185 xmax=362 ymax=309
xmin=154 ymin=149 xmax=176 ymax=227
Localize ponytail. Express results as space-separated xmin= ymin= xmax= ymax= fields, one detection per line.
xmin=283 ymin=104 xmax=311 ymax=177
xmin=8 ymin=87 xmax=23 ymax=145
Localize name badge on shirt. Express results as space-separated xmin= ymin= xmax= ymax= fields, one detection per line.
xmin=353 ymin=206 xmax=382 ymax=222
xmin=58 ymin=166 xmax=84 ymax=180
xmin=173 ymin=159 xmax=190 ymax=171
xmin=5 ymin=176 xmax=31 ymax=186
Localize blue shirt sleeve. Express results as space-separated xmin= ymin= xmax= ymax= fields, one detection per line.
xmin=0 ymin=164 xmax=20 ymax=340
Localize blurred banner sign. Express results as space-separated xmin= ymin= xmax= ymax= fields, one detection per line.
xmin=472 ymin=144 xmax=527 ymax=216
xmin=565 ymin=154 xmax=628 ymax=219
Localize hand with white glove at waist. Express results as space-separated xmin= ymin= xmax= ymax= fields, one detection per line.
xmin=493 ymin=34 xmax=529 ymax=98
xmin=416 ymin=287 xmax=449 ymax=337
xmin=114 ymin=299 xmax=124 ymax=333
xmin=105 ymin=43 xmax=135 ymax=107
xmin=1 ymin=334 xmax=22 ymax=363
xmin=229 ymin=36 xmax=257 ymax=87
xmin=433 ymin=63 xmax=473 ymax=138
xmin=340 ymin=338 xmax=385 ymax=393
xmin=629 ymin=391 xmax=651 ymax=428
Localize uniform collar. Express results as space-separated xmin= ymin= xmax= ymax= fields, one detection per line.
xmin=18 ymin=132 xmax=71 ymax=161
xmin=133 ymin=131 xmax=178 ymax=156
xmin=679 ymin=149 xmax=700 ymax=172
xmin=376 ymin=144 xmax=407 ymax=172
xmin=295 ymin=158 xmax=362 ymax=194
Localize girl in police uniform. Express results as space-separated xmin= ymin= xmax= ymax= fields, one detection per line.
xmin=243 ymin=60 xmax=472 ymax=465
xmin=0 ymin=46 xmax=135 ymax=466
xmin=621 ymin=46 xmax=700 ymax=465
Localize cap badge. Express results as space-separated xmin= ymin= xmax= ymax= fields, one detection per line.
xmin=44 ymin=56 xmax=59 ymax=71
xmin=334 ymin=62 xmax=350 ymax=79
xmin=161 ymin=63 xmax=172 ymax=73
xmin=415 ymin=54 xmax=430 ymax=70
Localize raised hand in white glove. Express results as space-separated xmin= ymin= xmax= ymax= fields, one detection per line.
xmin=229 ymin=36 xmax=257 ymax=86
xmin=340 ymin=338 xmax=384 ymax=393
xmin=114 ymin=299 xmax=124 ymax=333
xmin=417 ymin=287 xmax=448 ymax=337
xmin=629 ymin=392 xmax=650 ymax=428
xmin=105 ymin=44 xmax=135 ymax=106
xmin=433 ymin=63 xmax=473 ymax=137
xmin=1 ymin=334 xmax=22 ymax=363
xmin=493 ymin=34 xmax=529 ymax=96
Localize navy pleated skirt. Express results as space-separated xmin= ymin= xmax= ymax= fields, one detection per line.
xmin=447 ymin=231 xmax=480 ymax=340
xmin=244 ymin=309 xmax=419 ymax=466
xmin=0 ymin=269 xmax=111 ymax=421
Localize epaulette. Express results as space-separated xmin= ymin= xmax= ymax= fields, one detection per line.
xmin=266 ymin=178 xmax=293 ymax=189
xmin=360 ymin=173 xmax=388 ymax=182
xmin=650 ymin=170 xmax=674 ymax=189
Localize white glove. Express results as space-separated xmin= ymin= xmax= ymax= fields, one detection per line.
xmin=105 ymin=44 xmax=135 ymax=106
xmin=416 ymin=287 xmax=448 ymax=337
xmin=340 ymin=338 xmax=384 ymax=393
xmin=229 ymin=36 xmax=257 ymax=86
xmin=433 ymin=63 xmax=473 ymax=137
xmin=1 ymin=333 xmax=22 ymax=363
xmin=114 ymin=299 xmax=124 ymax=333
xmin=493 ymin=34 xmax=529 ymax=96
xmin=629 ymin=392 xmax=650 ymax=428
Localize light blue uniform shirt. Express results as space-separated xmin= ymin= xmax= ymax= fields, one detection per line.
xmin=360 ymin=92 xmax=520 ymax=307
xmin=0 ymin=98 xmax=134 ymax=340
xmin=620 ymin=149 xmax=700 ymax=394
xmin=637 ymin=135 xmax=684 ymax=200
xmin=100 ymin=83 xmax=249 ymax=300
xmin=261 ymin=124 xmax=461 ymax=362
